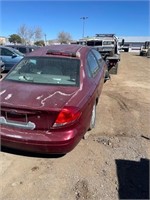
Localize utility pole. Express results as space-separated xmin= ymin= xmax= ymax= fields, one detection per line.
xmin=80 ymin=17 xmax=88 ymax=38
xmin=44 ymin=34 xmax=47 ymax=46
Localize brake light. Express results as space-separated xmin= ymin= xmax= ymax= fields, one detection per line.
xmin=53 ymin=107 xmax=81 ymax=127
xmin=46 ymin=50 xmax=77 ymax=57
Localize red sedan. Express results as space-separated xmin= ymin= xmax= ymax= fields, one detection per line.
xmin=0 ymin=44 xmax=107 ymax=154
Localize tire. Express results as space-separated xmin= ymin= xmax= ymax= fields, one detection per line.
xmin=89 ymin=103 xmax=96 ymax=130
xmin=104 ymin=69 xmax=110 ymax=83
xmin=109 ymin=63 xmax=118 ymax=74
xmin=83 ymin=102 xmax=97 ymax=140
xmin=124 ymin=48 xmax=128 ymax=52
xmin=140 ymin=51 xmax=143 ymax=56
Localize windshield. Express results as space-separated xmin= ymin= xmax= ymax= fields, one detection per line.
xmin=103 ymin=41 xmax=114 ymax=45
xmin=87 ymin=40 xmax=102 ymax=46
xmin=5 ymin=57 xmax=80 ymax=86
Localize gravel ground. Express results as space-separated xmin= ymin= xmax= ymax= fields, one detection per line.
xmin=0 ymin=52 xmax=150 ymax=200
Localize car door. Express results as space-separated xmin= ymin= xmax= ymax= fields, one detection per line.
xmin=0 ymin=47 xmax=21 ymax=70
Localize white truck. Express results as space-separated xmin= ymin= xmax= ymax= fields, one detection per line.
xmin=78 ymin=34 xmax=122 ymax=74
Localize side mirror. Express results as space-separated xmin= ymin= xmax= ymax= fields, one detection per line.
xmin=121 ymin=39 xmax=124 ymax=46
xmin=12 ymin=54 xmax=17 ymax=58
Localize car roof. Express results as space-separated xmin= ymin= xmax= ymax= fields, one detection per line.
xmin=26 ymin=44 xmax=91 ymax=57
xmin=0 ymin=46 xmax=24 ymax=56
xmin=0 ymin=45 xmax=16 ymax=51
xmin=6 ymin=45 xmax=38 ymax=48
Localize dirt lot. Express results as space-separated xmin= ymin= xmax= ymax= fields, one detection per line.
xmin=0 ymin=53 xmax=150 ymax=200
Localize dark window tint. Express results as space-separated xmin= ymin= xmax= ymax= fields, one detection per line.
xmin=87 ymin=40 xmax=102 ymax=46
xmin=0 ymin=48 xmax=14 ymax=56
xmin=18 ymin=47 xmax=27 ymax=54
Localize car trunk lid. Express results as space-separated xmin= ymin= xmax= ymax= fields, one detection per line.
xmin=0 ymin=81 xmax=78 ymax=130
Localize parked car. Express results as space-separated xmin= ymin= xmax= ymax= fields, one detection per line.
xmin=0 ymin=59 xmax=5 ymax=78
xmin=0 ymin=44 xmax=107 ymax=154
xmin=0 ymin=46 xmax=24 ymax=71
xmin=5 ymin=45 xmax=40 ymax=55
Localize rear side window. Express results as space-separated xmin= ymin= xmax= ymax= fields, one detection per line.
xmin=18 ymin=47 xmax=27 ymax=54
xmin=5 ymin=57 xmax=80 ymax=87
xmin=91 ymin=49 xmax=103 ymax=70
xmin=87 ymin=51 xmax=100 ymax=77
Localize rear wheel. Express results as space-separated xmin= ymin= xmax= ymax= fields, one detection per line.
xmin=89 ymin=103 xmax=96 ymax=130
xmin=104 ymin=69 xmax=110 ymax=83
xmin=83 ymin=103 xmax=97 ymax=140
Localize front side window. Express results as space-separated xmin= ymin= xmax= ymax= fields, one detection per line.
xmin=5 ymin=57 xmax=80 ymax=86
xmin=0 ymin=48 xmax=14 ymax=56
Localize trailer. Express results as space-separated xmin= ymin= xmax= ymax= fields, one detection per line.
xmin=78 ymin=34 xmax=122 ymax=74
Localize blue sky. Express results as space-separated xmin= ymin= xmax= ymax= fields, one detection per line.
xmin=1 ymin=1 xmax=149 ymax=41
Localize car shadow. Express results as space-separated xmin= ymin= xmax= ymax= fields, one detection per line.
xmin=1 ymin=146 xmax=65 ymax=159
xmin=115 ymin=158 xmax=149 ymax=199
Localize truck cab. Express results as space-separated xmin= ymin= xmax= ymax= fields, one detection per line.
xmin=78 ymin=34 xmax=120 ymax=74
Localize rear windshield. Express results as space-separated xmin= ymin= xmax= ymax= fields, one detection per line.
xmin=5 ymin=57 xmax=80 ymax=86
xmin=87 ymin=40 xmax=102 ymax=46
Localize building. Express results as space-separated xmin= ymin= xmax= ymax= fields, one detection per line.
xmin=0 ymin=36 xmax=9 ymax=45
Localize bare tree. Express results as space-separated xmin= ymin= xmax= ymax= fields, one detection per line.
xmin=18 ymin=24 xmax=28 ymax=44
xmin=57 ymin=31 xmax=72 ymax=44
xmin=18 ymin=24 xmax=43 ymax=44
xmin=28 ymin=28 xmax=35 ymax=43
xmin=34 ymin=27 xmax=43 ymax=41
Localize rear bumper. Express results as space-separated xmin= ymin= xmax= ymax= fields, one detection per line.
xmin=0 ymin=125 xmax=86 ymax=154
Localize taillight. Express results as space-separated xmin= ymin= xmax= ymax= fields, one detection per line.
xmin=53 ymin=107 xmax=81 ymax=128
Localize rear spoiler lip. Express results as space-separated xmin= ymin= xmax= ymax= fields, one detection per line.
xmin=1 ymin=104 xmax=63 ymax=113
